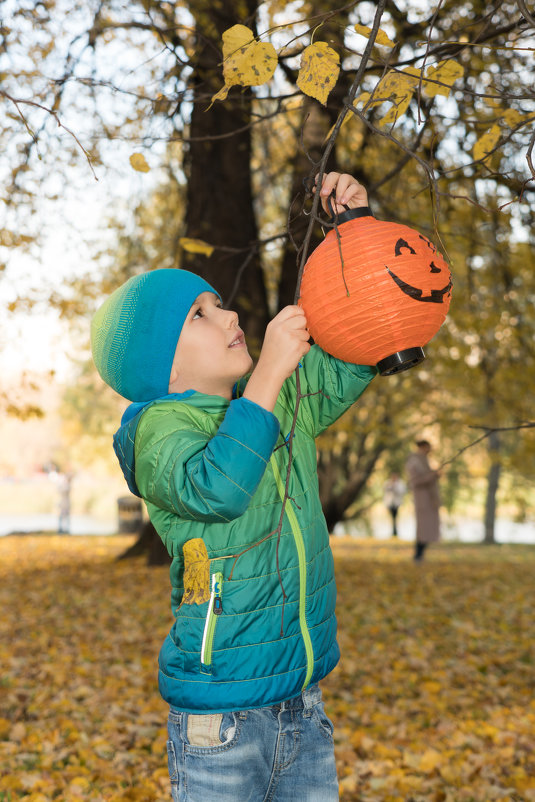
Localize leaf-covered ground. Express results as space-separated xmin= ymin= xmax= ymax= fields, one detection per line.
xmin=0 ymin=535 xmax=534 ymax=802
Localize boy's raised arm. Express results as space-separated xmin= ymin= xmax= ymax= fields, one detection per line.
xmin=134 ymin=397 xmax=280 ymax=522
xmin=243 ymin=305 xmax=310 ymax=412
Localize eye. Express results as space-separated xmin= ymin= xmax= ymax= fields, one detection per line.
xmin=395 ymin=238 xmax=416 ymax=257
xmin=192 ymin=307 xmax=203 ymax=319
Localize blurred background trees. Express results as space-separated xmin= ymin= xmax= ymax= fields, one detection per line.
xmin=1 ymin=0 xmax=534 ymax=551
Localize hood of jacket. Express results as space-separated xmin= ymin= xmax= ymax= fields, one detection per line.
xmin=113 ymin=390 xmax=197 ymax=497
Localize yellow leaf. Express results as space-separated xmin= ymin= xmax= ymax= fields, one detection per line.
xmin=419 ymin=748 xmax=443 ymax=773
xmin=129 ymin=153 xmax=150 ymax=173
xmin=374 ymin=71 xmax=418 ymax=126
xmin=323 ymin=112 xmax=353 ymax=144
xmin=501 ymin=108 xmax=525 ymax=127
xmin=212 ymin=24 xmax=277 ymax=103
xmin=378 ymin=70 xmax=419 ymax=97
xmin=473 ymin=123 xmax=501 ymax=161
xmin=422 ymin=679 xmax=442 ymax=694
xmin=424 ymin=59 xmax=464 ymax=97
xmin=211 ymin=85 xmax=230 ymax=103
xmin=297 ymin=41 xmax=340 ymax=105
xmin=182 ymin=538 xmax=211 ymax=605
xmin=179 ymin=237 xmax=214 ymax=257
xmin=404 ymin=747 xmax=443 ymax=772
xmin=354 ymin=23 xmax=395 ymax=48
xmin=379 ymin=92 xmax=412 ymax=126
xmin=0 ymin=717 xmax=11 ymax=738
xmin=403 ymin=65 xmax=423 ymax=81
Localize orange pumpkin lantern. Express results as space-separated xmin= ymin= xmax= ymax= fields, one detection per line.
xmin=298 ymin=207 xmax=452 ymax=374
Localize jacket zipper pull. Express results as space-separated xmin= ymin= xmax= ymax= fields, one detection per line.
xmin=213 ymin=573 xmax=223 ymax=615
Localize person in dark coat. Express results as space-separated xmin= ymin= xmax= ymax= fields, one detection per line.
xmin=405 ymin=440 xmax=441 ymax=561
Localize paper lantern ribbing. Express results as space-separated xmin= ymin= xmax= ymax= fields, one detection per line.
xmin=298 ymin=208 xmax=452 ymax=375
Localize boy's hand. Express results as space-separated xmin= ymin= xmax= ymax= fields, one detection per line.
xmin=243 ymin=306 xmax=310 ymax=412
xmin=260 ymin=305 xmax=311 ymax=379
xmin=315 ymin=171 xmax=368 ymax=216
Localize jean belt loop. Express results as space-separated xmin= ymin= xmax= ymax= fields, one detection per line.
xmin=303 ymin=683 xmax=320 ymax=715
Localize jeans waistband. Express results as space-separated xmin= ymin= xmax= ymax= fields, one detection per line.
xmin=271 ymin=683 xmax=321 ymax=713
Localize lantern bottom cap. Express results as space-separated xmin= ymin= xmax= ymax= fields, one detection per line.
xmin=377 ymin=347 xmax=425 ymax=376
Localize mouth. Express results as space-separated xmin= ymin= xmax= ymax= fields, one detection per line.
xmin=228 ymin=331 xmax=246 ymax=348
xmin=385 ymin=266 xmax=452 ymax=304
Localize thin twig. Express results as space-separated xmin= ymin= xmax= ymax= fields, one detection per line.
xmin=439 ymin=422 xmax=535 ymax=469
xmin=1 ymin=90 xmax=98 ymax=181
xmin=225 ymin=246 xmax=258 ymax=308
xmin=417 ymin=0 xmax=445 ymax=124
xmin=516 ymin=0 xmax=535 ymax=27
xmin=526 ymin=127 xmax=535 ymax=180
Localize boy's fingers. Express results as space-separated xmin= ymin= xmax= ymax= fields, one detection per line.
xmin=336 ymin=174 xmax=357 ymax=203
xmin=314 ymin=172 xmax=367 ymax=212
xmin=340 ymin=180 xmax=367 ymax=206
xmin=318 ymin=171 xmax=341 ymax=197
xmin=276 ymin=304 xmax=307 ymax=321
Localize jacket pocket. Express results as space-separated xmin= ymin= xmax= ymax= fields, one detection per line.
xmin=200 ymin=570 xmax=223 ymax=674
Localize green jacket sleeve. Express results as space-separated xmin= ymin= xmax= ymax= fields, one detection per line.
xmin=276 ymin=345 xmax=377 ymax=438
xmin=134 ymin=397 xmax=280 ymax=522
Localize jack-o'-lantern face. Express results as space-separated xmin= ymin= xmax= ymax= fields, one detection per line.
xmin=386 ymin=234 xmax=452 ymax=303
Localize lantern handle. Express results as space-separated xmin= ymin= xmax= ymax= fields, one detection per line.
xmin=326 ymin=191 xmax=374 ymax=225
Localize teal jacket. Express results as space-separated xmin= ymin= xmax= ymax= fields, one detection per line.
xmin=114 ymin=346 xmax=376 ymax=713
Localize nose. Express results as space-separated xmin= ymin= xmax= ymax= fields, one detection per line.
xmin=223 ymin=308 xmax=239 ymax=328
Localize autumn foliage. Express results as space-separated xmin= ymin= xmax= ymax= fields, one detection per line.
xmin=1 ymin=535 xmax=534 ymax=801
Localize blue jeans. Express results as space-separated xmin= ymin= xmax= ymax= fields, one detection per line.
xmin=166 ymin=684 xmax=338 ymax=801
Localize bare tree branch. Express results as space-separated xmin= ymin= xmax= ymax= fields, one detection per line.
xmin=0 ymin=90 xmax=98 ymax=180
xmin=439 ymin=422 xmax=535 ymax=470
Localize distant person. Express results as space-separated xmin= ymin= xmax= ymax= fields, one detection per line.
xmin=91 ymin=172 xmax=376 ymax=801
xmin=57 ymin=471 xmax=73 ymax=534
xmin=383 ymin=472 xmax=406 ymax=537
xmin=405 ymin=440 xmax=441 ymax=561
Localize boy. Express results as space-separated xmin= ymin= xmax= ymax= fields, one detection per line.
xmin=91 ymin=173 xmax=376 ymax=801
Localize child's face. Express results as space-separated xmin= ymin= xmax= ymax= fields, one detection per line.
xmin=168 ymin=292 xmax=253 ymax=399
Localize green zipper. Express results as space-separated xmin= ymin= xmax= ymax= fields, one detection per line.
xmin=200 ymin=571 xmax=223 ymax=674
xmin=270 ymin=454 xmax=314 ymax=690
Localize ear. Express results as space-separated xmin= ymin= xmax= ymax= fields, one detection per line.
xmin=168 ymin=359 xmax=179 ymax=389
xmin=168 ymin=338 xmax=181 ymax=389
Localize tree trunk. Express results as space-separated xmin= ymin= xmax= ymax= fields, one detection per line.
xmin=118 ymin=520 xmax=171 ymax=565
xmin=483 ymin=429 xmax=501 ymax=544
xmin=320 ymin=446 xmax=384 ymax=532
xmin=182 ymin=0 xmax=269 ymax=352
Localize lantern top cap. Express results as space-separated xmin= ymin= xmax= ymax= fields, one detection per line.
xmin=327 ymin=205 xmax=373 ymax=226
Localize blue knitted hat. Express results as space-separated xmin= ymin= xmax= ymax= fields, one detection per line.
xmin=91 ymin=269 xmax=219 ymax=401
